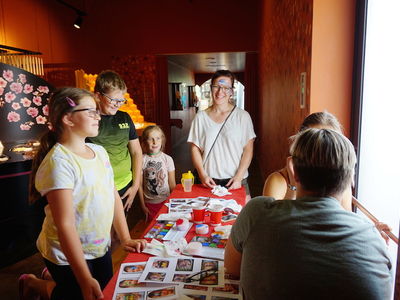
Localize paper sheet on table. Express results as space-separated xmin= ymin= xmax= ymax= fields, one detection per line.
xmin=139 ymin=256 xmax=225 ymax=288
xmin=179 ymin=278 xmax=243 ymax=300
xmin=112 ymin=262 xmax=178 ymax=300
xmin=207 ymin=199 xmax=242 ymax=213
xmin=168 ymin=197 xmax=210 ymax=214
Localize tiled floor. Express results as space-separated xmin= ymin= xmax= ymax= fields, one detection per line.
xmin=0 ymin=107 xmax=263 ymax=299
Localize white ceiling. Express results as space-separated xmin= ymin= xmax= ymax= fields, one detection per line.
xmin=167 ymin=52 xmax=246 ymax=73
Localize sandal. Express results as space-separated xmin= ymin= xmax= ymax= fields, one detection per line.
xmin=40 ymin=267 xmax=52 ymax=281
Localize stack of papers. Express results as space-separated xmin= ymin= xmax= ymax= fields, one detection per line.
xmin=112 ymin=258 xmax=243 ymax=299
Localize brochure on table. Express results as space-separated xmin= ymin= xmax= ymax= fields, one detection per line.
xmin=168 ymin=197 xmax=209 ymax=214
xmin=112 ymin=262 xmax=177 ymax=300
xmin=180 ymin=278 xmax=243 ymax=300
xmin=168 ymin=197 xmax=242 ymax=215
xmin=139 ymin=256 xmax=224 ymax=288
xmin=112 ymin=260 xmax=242 ymax=300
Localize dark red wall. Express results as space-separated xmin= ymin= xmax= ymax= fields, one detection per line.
xmin=0 ymin=0 xmax=261 ymax=73
xmin=80 ymin=0 xmax=261 ymax=72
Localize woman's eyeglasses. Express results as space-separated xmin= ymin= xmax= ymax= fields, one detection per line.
xmin=210 ymin=85 xmax=232 ymax=93
xmin=184 ymin=268 xmax=218 ymax=283
xmin=71 ymin=108 xmax=101 ymax=118
xmin=101 ymin=93 xmax=127 ymax=106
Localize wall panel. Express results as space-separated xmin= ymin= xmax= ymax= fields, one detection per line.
xmin=257 ymin=0 xmax=313 ymax=178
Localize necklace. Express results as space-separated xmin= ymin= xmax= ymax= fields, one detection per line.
xmin=148 ymin=151 xmax=161 ymax=156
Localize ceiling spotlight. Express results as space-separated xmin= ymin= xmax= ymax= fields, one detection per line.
xmin=73 ymin=15 xmax=83 ymax=29
xmin=56 ymin=0 xmax=87 ymax=29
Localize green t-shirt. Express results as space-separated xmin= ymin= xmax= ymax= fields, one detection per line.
xmin=88 ymin=111 xmax=138 ymax=190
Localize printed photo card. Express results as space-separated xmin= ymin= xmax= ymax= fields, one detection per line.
xmin=139 ymin=257 xmax=225 ymax=288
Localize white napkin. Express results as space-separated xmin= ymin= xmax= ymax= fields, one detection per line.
xmin=164 ymin=238 xmax=188 ymax=257
xmin=157 ymin=212 xmax=192 ymax=221
xmin=142 ymin=238 xmax=188 ymax=257
xmin=211 ymin=185 xmax=232 ymax=196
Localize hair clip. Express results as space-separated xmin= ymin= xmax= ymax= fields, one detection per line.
xmin=65 ymin=97 xmax=76 ymax=107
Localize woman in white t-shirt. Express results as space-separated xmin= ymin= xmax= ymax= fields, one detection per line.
xmin=19 ymin=87 xmax=146 ymax=300
xmin=188 ymin=70 xmax=256 ymax=200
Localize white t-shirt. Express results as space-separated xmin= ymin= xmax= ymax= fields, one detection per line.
xmin=35 ymin=143 xmax=115 ymax=265
xmin=187 ymin=107 xmax=256 ymax=179
xmin=142 ymin=152 xmax=175 ymax=204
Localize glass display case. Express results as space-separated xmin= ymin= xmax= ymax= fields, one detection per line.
xmin=0 ymin=63 xmax=52 ymax=267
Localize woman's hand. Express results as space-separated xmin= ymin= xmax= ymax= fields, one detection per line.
xmin=226 ymin=176 xmax=242 ymax=190
xmin=201 ymin=174 xmax=216 ymax=188
xmin=375 ymin=222 xmax=392 ymax=245
xmin=122 ymin=239 xmax=147 ymax=253
xmin=80 ymin=277 xmax=103 ymax=300
xmin=283 ymin=156 xmax=297 ymax=200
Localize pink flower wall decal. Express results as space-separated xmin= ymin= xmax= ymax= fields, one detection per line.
xmin=26 ymin=107 xmax=39 ymax=118
xmin=12 ymin=102 xmax=21 ymax=110
xmin=36 ymin=115 xmax=47 ymax=124
xmin=38 ymin=86 xmax=49 ymax=94
xmin=42 ymin=104 xmax=49 ymax=116
xmin=0 ymin=77 xmax=7 ymax=88
xmin=10 ymin=82 xmax=23 ymax=94
xmin=7 ymin=111 xmax=20 ymax=122
xmin=20 ymin=97 xmax=31 ymax=107
xmin=18 ymin=74 xmax=27 ymax=84
xmin=33 ymin=96 xmax=42 ymax=106
xmin=23 ymin=84 xmax=33 ymax=94
xmin=1 ymin=65 xmax=52 ymax=137
xmin=5 ymin=92 xmax=16 ymax=103
xmin=20 ymin=124 xmax=31 ymax=130
xmin=2 ymin=70 xmax=14 ymax=82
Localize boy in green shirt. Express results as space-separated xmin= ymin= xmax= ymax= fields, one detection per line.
xmin=88 ymin=70 xmax=142 ymax=211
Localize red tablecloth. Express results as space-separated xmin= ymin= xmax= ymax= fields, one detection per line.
xmin=102 ymin=184 xmax=246 ymax=299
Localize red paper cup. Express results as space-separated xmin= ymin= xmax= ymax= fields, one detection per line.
xmin=192 ymin=204 xmax=205 ymax=224
xmin=209 ymin=204 xmax=224 ymax=226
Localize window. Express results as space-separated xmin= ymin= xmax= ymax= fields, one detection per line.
xmin=353 ymin=0 xmax=400 ymax=295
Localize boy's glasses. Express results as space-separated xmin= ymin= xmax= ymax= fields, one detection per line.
xmin=210 ymin=85 xmax=232 ymax=93
xmin=71 ymin=108 xmax=101 ymax=118
xmin=184 ymin=268 xmax=218 ymax=283
xmin=101 ymin=93 xmax=127 ymax=106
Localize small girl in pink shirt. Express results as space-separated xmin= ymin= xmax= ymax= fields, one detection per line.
xmin=139 ymin=125 xmax=176 ymax=220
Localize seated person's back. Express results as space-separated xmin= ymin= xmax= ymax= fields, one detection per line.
xmin=225 ymin=128 xmax=392 ymax=300
xmin=233 ymin=196 xmax=392 ymax=299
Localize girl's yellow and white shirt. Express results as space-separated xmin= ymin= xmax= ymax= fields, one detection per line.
xmin=35 ymin=143 xmax=115 ymax=265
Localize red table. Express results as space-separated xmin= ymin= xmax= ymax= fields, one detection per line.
xmin=102 ymin=184 xmax=246 ymax=299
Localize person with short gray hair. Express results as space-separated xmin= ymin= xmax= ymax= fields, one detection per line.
xmin=225 ymin=128 xmax=393 ymax=300
xmin=290 ymin=128 xmax=356 ymax=200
